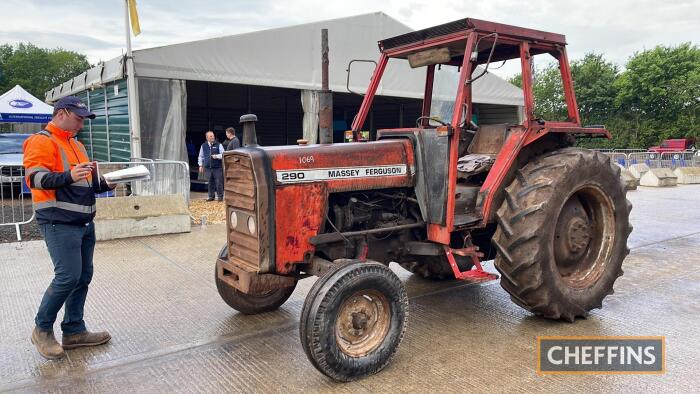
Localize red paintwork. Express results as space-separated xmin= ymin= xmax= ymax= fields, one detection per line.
xmin=519 ymin=42 xmax=535 ymax=123
xmin=648 ymin=138 xmax=696 ymax=153
xmin=443 ymin=245 xmax=499 ymax=282
xmin=443 ymin=32 xmax=478 ymax=235
xmin=266 ymin=140 xmax=415 ymax=272
xmin=265 ymin=139 xmax=415 ymax=192
xmin=557 ymin=49 xmax=581 ymax=124
xmin=351 ymin=54 xmax=389 ymax=139
xmin=421 ymin=65 xmax=435 ymax=126
xmin=275 ymin=183 xmax=327 ymax=274
xmin=479 ymin=127 xmax=531 ymax=222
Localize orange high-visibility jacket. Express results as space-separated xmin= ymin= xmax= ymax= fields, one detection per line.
xmin=23 ymin=123 xmax=111 ymax=225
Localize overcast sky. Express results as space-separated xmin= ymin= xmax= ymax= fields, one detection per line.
xmin=1 ymin=0 xmax=698 ymax=78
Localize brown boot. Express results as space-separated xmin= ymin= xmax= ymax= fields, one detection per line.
xmin=31 ymin=327 xmax=65 ymax=360
xmin=62 ymin=330 xmax=111 ymax=350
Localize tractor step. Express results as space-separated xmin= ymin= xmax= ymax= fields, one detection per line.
xmin=443 ymin=245 xmax=499 ymax=282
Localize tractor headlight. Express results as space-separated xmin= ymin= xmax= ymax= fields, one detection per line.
xmin=230 ymin=211 xmax=238 ymax=228
xmin=247 ymin=216 xmax=256 ymax=235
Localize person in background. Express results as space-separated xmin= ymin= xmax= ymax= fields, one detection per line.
xmin=198 ymin=131 xmax=225 ymax=201
xmin=224 ymin=127 xmax=240 ymax=151
xmin=23 ymin=96 xmax=115 ymax=360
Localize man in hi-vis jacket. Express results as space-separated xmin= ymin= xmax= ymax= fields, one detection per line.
xmin=23 ymin=96 xmax=115 ymax=359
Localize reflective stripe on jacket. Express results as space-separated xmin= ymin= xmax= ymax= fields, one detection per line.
xmin=23 ymin=123 xmax=110 ymax=225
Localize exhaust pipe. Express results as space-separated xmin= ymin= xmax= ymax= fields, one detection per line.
xmin=240 ymin=114 xmax=259 ymax=147
xmin=319 ymin=29 xmax=333 ymax=144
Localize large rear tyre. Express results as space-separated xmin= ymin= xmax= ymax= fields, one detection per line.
xmin=492 ymin=148 xmax=632 ymax=322
xmin=215 ymin=245 xmax=296 ymax=315
xmin=300 ymin=261 xmax=408 ymax=381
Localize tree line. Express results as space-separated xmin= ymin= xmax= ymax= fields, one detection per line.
xmin=509 ymin=43 xmax=699 ymax=149
xmin=0 ymin=43 xmax=90 ymax=102
xmin=1 ymin=42 xmax=698 ymax=148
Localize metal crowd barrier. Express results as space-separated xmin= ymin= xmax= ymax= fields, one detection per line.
xmin=661 ymin=151 xmax=697 ymax=169
xmin=608 ymin=153 xmax=628 ymax=167
xmin=600 ymin=150 xmax=699 ymax=169
xmin=0 ymin=160 xmax=190 ymax=242
xmin=96 ymin=159 xmax=191 ymax=205
xmin=0 ymin=165 xmax=34 ymax=241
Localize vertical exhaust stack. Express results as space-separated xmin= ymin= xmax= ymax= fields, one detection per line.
xmin=240 ymin=114 xmax=259 ymax=147
xmin=319 ymin=29 xmax=334 ymax=144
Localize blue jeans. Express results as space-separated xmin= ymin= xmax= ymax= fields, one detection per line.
xmin=35 ymin=222 xmax=96 ymax=335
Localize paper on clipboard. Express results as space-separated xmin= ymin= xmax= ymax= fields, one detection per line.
xmin=102 ymin=165 xmax=151 ymax=184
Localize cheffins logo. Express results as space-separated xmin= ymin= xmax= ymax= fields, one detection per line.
xmin=9 ymin=99 xmax=33 ymax=109
xmin=537 ymin=336 xmax=665 ymax=374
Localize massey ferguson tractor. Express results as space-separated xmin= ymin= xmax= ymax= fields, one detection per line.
xmin=215 ymin=18 xmax=632 ymax=381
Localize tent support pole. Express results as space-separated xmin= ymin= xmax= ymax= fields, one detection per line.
xmin=124 ymin=0 xmax=142 ymax=159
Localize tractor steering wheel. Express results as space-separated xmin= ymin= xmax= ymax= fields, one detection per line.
xmin=416 ymin=116 xmax=448 ymax=128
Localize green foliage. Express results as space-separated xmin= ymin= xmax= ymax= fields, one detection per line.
xmin=0 ymin=43 xmax=90 ymax=100
xmin=615 ymin=43 xmax=700 ymax=146
xmin=571 ymin=53 xmax=619 ymax=125
xmin=506 ymin=44 xmax=700 ymax=149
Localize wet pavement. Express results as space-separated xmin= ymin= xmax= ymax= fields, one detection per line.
xmin=1 ymin=185 xmax=699 ymax=393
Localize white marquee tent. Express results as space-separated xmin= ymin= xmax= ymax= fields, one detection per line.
xmin=45 ymin=12 xmax=524 ymax=161
xmin=1 ymin=85 xmax=53 ymax=124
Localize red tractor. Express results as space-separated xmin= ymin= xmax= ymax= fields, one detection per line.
xmin=215 ymin=18 xmax=632 ymax=381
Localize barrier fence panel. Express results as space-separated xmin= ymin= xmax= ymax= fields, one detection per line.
xmin=0 ymin=165 xmax=34 ymax=241
xmin=627 ymin=152 xmax=661 ymax=168
xmin=613 ymin=149 xmax=647 ymax=154
xmin=1 ymin=160 xmax=190 ymax=242
xmin=607 ymin=153 xmax=628 ymax=168
xmin=593 ymin=150 xmax=699 ymax=169
xmin=660 ymin=151 xmax=696 ymax=169
xmin=96 ymin=160 xmax=191 ymax=204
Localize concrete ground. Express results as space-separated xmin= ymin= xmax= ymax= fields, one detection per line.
xmin=1 ymin=185 xmax=698 ymax=393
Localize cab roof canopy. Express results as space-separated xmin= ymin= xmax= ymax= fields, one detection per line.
xmin=379 ymin=18 xmax=568 ymax=65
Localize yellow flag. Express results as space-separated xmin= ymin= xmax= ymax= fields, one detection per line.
xmin=128 ymin=0 xmax=141 ymax=36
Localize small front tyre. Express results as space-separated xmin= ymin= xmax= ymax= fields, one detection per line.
xmin=300 ymin=261 xmax=408 ymax=381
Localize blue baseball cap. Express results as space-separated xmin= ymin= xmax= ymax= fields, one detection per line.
xmin=54 ymin=96 xmax=96 ymax=119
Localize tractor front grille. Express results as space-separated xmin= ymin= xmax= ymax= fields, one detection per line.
xmin=224 ymin=153 xmax=260 ymax=272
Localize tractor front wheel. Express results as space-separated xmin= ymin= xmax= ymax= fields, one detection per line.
xmin=300 ymin=260 xmax=408 ymax=381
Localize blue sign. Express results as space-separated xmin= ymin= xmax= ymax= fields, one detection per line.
xmin=0 ymin=113 xmax=52 ymax=123
xmin=9 ymin=99 xmax=33 ymax=109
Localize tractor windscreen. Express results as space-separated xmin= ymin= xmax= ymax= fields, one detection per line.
xmin=429 ymin=65 xmax=460 ymax=126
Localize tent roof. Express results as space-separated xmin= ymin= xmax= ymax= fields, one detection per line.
xmin=47 ymin=12 xmax=523 ymax=106
xmin=1 ymin=85 xmax=53 ymax=123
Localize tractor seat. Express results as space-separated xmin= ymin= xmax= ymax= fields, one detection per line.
xmin=457 ymin=124 xmax=512 ymax=178
xmin=467 ymin=123 xmax=512 ymax=156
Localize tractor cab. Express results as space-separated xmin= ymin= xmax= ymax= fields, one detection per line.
xmin=351 ymin=18 xmax=609 ymax=243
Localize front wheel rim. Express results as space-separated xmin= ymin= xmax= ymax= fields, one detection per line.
xmin=335 ymin=289 xmax=391 ymax=357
